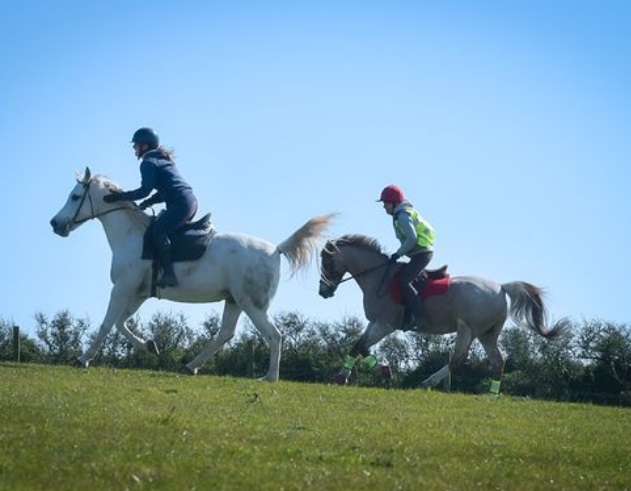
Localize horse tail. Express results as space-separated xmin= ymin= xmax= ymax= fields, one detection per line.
xmin=501 ymin=281 xmax=571 ymax=340
xmin=277 ymin=213 xmax=336 ymax=276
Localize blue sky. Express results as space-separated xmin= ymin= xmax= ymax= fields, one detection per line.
xmin=1 ymin=1 xmax=629 ymax=335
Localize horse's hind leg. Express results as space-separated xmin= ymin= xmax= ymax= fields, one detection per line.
xmin=243 ymin=307 xmax=282 ymax=382
xmin=185 ymin=300 xmax=242 ymax=375
xmin=420 ymin=319 xmax=473 ymax=390
xmin=478 ymin=322 xmax=505 ymax=394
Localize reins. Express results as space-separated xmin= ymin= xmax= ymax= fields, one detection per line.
xmin=336 ymin=259 xmax=394 ymax=299
xmin=70 ymin=180 xmax=134 ymax=227
xmin=337 ymin=260 xmax=391 ymax=284
xmin=73 ymin=205 xmax=129 ymax=225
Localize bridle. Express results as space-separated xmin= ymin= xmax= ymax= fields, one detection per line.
xmin=321 ymin=246 xmax=394 ymax=298
xmin=333 ymin=260 xmax=391 ymax=285
xmin=69 ymin=179 xmax=127 ymax=227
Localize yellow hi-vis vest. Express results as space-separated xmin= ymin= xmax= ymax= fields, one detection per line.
xmin=394 ymin=208 xmax=435 ymax=249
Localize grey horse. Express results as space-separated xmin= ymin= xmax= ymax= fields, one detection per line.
xmin=318 ymin=234 xmax=570 ymax=392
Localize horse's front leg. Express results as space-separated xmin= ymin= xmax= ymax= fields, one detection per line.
xmin=419 ymin=364 xmax=451 ymax=389
xmin=113 ymin=295 xmax=158 ymax=355
xmin=332 ymin=321 xmax=394 ymax=385
xmin=77 ymin=286 xmax=149 ymax=367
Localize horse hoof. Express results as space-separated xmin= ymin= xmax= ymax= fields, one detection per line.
xmin=73 ymin=358 xmax=89 ymax=369
xmin=379 ymin=364 xmax=393 ymax=380
xmin=331 ymin=373 xmax=348 ymax=385
xmin=181 ymin=364 xmax=198 ymax=376
xmin=146 ymin=340 xmax=160 ymax=356
xmin=257 ymin=375 xmax=278 ymax=383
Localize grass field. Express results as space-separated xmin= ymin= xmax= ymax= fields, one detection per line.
xmin=0 ymin=363 xmax=629 ymax=490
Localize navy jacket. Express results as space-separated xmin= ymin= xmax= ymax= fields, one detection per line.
xmin=122 ymin=149 xmax=195 ymax=206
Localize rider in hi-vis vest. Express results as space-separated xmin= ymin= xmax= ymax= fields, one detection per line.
xmin=378 ymin=185 xmax=435 ymax=330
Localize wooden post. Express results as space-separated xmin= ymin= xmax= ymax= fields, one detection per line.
xmin=13 ymin=325 xmax=20 ymax=363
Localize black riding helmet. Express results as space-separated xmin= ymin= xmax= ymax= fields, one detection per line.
xmin=131 ymin=127 xmax=159 ymax=149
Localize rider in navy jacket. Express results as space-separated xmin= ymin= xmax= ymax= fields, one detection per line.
xmin=104 ymin=127 xmax=198 ymax=288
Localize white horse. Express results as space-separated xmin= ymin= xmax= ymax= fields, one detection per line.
xmin=50 ymin=167 xmax=334 ymax=381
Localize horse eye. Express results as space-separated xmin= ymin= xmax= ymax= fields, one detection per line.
xmin=70 ymin=194 xmax=81 ymax=201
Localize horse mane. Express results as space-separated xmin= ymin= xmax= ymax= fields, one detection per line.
xmin=80 ymin=172 xmax=152 ymax=226
xmin=327 ymin=234 xmax=387 ymax=257
xmin=75 ymin=170 xmax=122 ymax=192
xmin=320 ymin=234 xmax=387 ymax=285
xmin=90 ymin=174 xmax=123 ymax=193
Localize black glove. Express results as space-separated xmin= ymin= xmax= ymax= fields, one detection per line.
xmin=390 ymin=252 xmax=400 ymax=262
xmin=103 ymin=192 xmax=123 ymax=203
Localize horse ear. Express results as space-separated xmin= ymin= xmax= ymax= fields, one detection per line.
xmin=83 ymin=167 xmax=91 ymax=183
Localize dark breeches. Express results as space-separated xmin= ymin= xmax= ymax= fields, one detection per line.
xmin=400 ymin=251 xmax=433 ymax=286
xmin=151 ymin=194 xmax=198 ymax=246
xmin=399 ymin=251 xmax=433 ymax=322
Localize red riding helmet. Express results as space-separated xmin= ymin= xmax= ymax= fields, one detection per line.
xmin=377 ymin=185 xmax=405 ymax=203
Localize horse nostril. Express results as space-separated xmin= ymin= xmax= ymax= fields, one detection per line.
xmin=319 ymin=288 xmax=333 ymax=299
xmin=50 ymin=218 xmax=56 ymax=228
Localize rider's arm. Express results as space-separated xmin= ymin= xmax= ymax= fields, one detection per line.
xmin=116 ymin=160 xmax=156 ymax=201
xmin=143 ymin=191 xmax=164 ymax=206
xmin=395 ymin=212 xmax=418 ymax=257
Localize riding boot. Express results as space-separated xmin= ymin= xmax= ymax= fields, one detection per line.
xmin=412 ymin=275 xmax=429 ymax=328
xmin=411 ymin=296 xmax=427 ymax=330
xmin=156 ymin=240 xmax=178 ymax=288
xmin=401 ymin=283 xmax=425 ymax=331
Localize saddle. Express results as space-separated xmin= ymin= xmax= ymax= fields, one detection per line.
xmin=390 ymin=264 xmax=451 ymax=303
xmin=141 ymin=213 xmax=215 ymax=262
xmin=142 ymin=213 xmax=216 ymax=297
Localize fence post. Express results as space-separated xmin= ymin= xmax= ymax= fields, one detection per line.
xmin=13 ymin=325 xmax=20 ymax=363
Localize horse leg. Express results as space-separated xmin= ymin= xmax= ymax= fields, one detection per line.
xmin=333 ymin=321 xmax=393 ymax=385
xmin=112 ymin=296 xmax=156 ymax=355
xmin=478 ymin=322 xmax=505 ymax=394
xmin=78 ymin=287 xmax=146 ymax=367
xmin=419 ymin=364 xmax=451 ymax=389
xmin=243 ymin=308 xmax=282 ymax=382
xmin=420 ymin=319 xmax=473 ymax=390
xmin=185 ymin=300 xmax=242 ymax=375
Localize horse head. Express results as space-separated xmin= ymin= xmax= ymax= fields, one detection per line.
xmin=319 ymin=234 xmax=392 ymax=299
xmin=50 ymin=166 xmax=117 ymax=237
xmin=319 ymin=239 xmax=347 ymax=298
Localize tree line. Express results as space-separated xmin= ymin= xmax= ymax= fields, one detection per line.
xmin=1 ymin=311 xmax=630 ymax=406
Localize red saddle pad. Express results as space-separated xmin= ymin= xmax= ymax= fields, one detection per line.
xmin=390 ymin=275 xmax=451 ymax=303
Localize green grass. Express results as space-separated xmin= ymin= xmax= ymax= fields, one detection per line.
xmin=0 ymin=363 xmax=629 ymax=490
